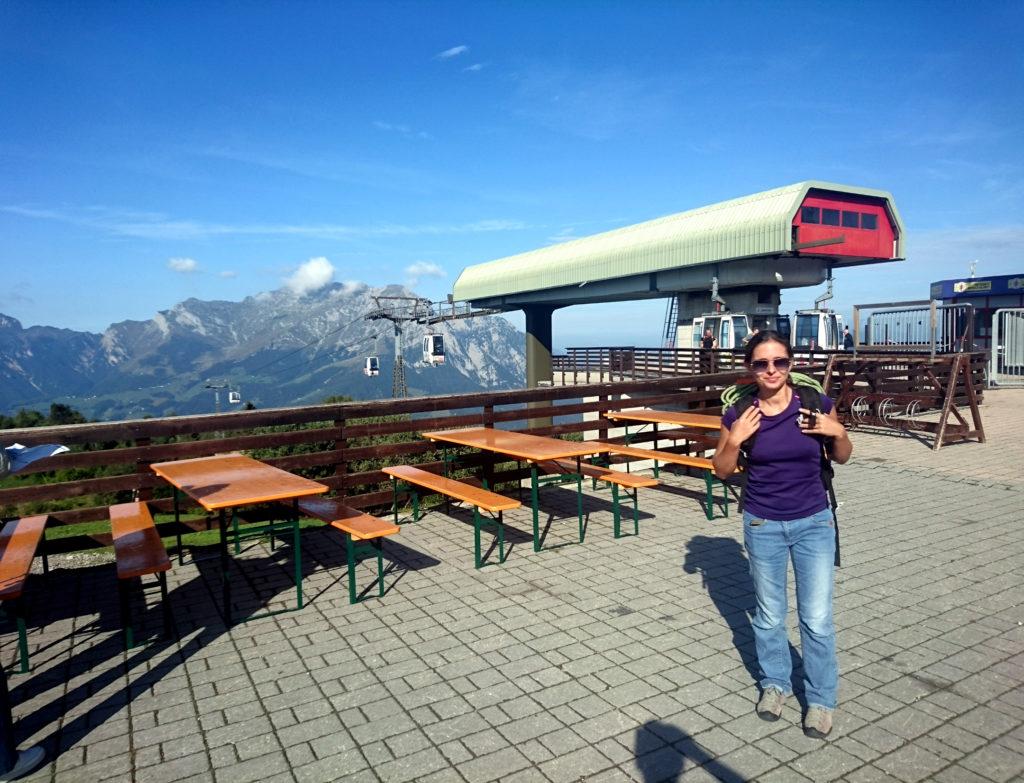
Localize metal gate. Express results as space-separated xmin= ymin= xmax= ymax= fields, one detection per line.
xmin=990 ymin=308 xmax=1024 ymax=386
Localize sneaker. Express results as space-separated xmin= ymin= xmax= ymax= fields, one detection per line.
xmin=756 ymin=686 xmax=786 ymax=721
xmin=803 ymin=706 xmax=833 ymax=739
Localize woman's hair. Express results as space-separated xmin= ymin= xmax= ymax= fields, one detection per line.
xmin=743 ymin=330 xmax=793 ymax=365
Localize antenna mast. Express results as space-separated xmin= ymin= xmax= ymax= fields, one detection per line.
xmin=365 ymin=296 xmax=433 ymax=398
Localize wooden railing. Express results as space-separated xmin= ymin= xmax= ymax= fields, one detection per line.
xmin=554 ymin=347 xmax=836 ymax=382
xmin=0 ymin=370 xmax=746 ymax=552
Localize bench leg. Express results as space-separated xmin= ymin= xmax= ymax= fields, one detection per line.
xmin=473 ymin=508 xmax=506 ymax=569
xmin=704 ymin=471 xmax=714 ymax=520
xmin=473 ymin=507 xmax=483 ymax=569
xmin=345 ymin=533 xmax=358 ymax=605
xmin=632 ymin=488 xmax=640 ymax=535
xmin=375 ymin=539 xmax=385 ymax=598
xmin=159 ymin=571 xmax=173 ymax=638
xmin=119 ymin=579 xmax=134 ymax=651
xmin=14 ymin=600 xmax=28 ymax=674
xmin=612 ymin=483 xmax=621 ymax=539
xmin=391 ymin=478 xmax=399 ymax=525
xmin=497 ymin=511 xmax=505 ymax=563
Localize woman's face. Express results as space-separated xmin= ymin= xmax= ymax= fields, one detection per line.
xmin=749 ymin=339 xmax=791 ymax=394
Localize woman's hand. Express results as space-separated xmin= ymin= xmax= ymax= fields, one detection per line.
xmin=728 ymin=404 xmax=762 ymax=446
xmin=798 ymin=407 xmax=844 ymax=437
xmin=798 ymin=408 xmax=852 ymax=462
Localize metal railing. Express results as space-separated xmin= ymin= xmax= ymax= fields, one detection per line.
xmin=990 ymin=308 xmax=1024 ymax=387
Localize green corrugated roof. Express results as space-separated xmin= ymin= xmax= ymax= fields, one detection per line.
xmin=453 ymin=180 xmax=904 ymax=301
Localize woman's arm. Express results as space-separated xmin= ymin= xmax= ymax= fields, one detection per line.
xmin=711 ymin=425 xmax=738 ymax=478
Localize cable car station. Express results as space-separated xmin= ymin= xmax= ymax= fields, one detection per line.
xmin=453 ymin=181 xmax=905 ymax=387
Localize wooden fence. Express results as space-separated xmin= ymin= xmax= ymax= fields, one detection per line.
xmin=554 ymin=347 xmax=835 ymax=383
xmin=0 ymin=370 xmax=746 ymax=552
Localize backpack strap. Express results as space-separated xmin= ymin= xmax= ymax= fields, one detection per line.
xmin=793 ymin=386 xmax=841 ymax=567
xmin=731 ymin=395 xmax=757 ymax=515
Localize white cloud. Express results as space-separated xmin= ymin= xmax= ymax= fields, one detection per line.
xmin=463 ymin=63 xmax=485 ymax=72
xmin=283 ymin=257 xmax=335 ymax=296
xmin=373 ymin=120 xmax=432 ymax=140
xmin=219 ymin=270 xmax=238 ymax=279
xmin=405 ymin=261 xmax=446 ymax=287
xmin=331 ymin=280 xmax=367 ymax=297
xmin=436 ymin=45 xmax=468 ymax=60
xmin=167 ymin=257 xmax=199 ymax=273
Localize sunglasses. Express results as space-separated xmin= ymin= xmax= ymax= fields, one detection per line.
xmin=750 ymin=357 xmax=792 ymax=373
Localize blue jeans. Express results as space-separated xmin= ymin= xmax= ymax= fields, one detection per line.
xmin=743 ymin=507 xmax=837 ymax=710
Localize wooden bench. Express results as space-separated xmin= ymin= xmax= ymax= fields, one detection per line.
xmin=536 ymin=459 xmax=657 ymax=539
xmin=587 ymin=441 xmax=732 ymax=520
xmin=382 ymin=466 xmax=521 ymax=569
xmin=0 ymin=515 xmax=49 ymax=673
xmin=297 ymin=498 xmax=399 ymax=604
xmin=109 ymin=502 xmax=172 ymax=650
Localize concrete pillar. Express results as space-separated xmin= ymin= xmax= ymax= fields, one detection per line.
xmin=524 ymin=305 xmax=555 ymax=430
xmin=525 ymin=305 xmax=555 ymax=388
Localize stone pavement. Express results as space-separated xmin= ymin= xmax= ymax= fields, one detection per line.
xmin=6 ymin=389 xmax=1023 ymax=782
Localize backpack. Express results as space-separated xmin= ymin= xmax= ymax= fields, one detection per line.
xmin=723 ymin=376 xmax=841 ymax=566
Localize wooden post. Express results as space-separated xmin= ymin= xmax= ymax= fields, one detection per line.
xmin=135 ymin=436 xmax=153 ymax=501
xmin=334 ymin=418 xmax=347 ymax=498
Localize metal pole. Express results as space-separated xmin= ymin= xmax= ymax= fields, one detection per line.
xmin=929 ymin=300 xmax=937 ymax=360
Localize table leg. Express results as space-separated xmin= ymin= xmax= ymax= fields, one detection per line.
xmin=174 ymin=488 xmax=183 ymax=565
xmin=219 ymin=508 xmax=231 ymax=626
xmin=575 ymin=456 xmax=584 ymax=542
xmin=531 ymin=464 xmax=540 ymax=551
xmin=292 ymin=499 xmax=303 ymax=610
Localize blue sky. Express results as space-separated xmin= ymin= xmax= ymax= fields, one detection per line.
xmin=2 ymin=1 xmax=1022 ymax=352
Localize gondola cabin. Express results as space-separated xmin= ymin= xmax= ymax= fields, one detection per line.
xmin=422 ymin=334 xmax=445 ymax=365
xmin=792 ymin=189 xmax=899 ymax=262
xmin=363 ymin=356 xmax=380 ymax=377
xmin=228 ymin=390 xmax=242 ymax=405
xmin=689 ymin=313 xmax=791 ymax=350
xmin=793 ymin=310 xmax=844 ymax=350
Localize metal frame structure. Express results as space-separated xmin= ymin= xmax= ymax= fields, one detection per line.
xmin=990 ymin=308 xmax=1024 ymax=387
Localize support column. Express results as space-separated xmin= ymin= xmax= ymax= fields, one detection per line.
xmin=525 ymin=305 xmax=555 ymax=430
xmin=525 ymin=305 xmax=554 ymax=388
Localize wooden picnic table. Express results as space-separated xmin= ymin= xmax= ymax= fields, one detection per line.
xmin=420 ymin=428 xmax=606 ymax=551
xmin=605 ymin=409 xmax=722 ymax=429
xmin=150 ymin=454 xmax=327 ymax=624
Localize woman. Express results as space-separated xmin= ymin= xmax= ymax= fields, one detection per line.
xmin=712 ymin=331 xmax=852 ymax=739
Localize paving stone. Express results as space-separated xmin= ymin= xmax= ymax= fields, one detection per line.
xmin=872 ymin=742 xmax=949 ymax=783
xmin=15 ymin=404 xmax=1024 ymax=783
xmin=456 ymin=746 xmax=532 ymax=783
xmin=539 ymin=745 xmax=614 ymax=780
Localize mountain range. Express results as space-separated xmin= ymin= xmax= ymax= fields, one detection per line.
xmin=0 ymin=284 xmax=527 ymax=421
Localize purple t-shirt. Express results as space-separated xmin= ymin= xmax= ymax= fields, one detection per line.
xmin=722 ymin=391 xmax=834 ymax=521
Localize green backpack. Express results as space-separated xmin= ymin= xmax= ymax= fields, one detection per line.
xmin=721 ymin=372 xmax=841 ymax=566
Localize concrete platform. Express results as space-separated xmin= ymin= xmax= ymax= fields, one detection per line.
xmin=6 ymin=389 xmax=1023 ymax=782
